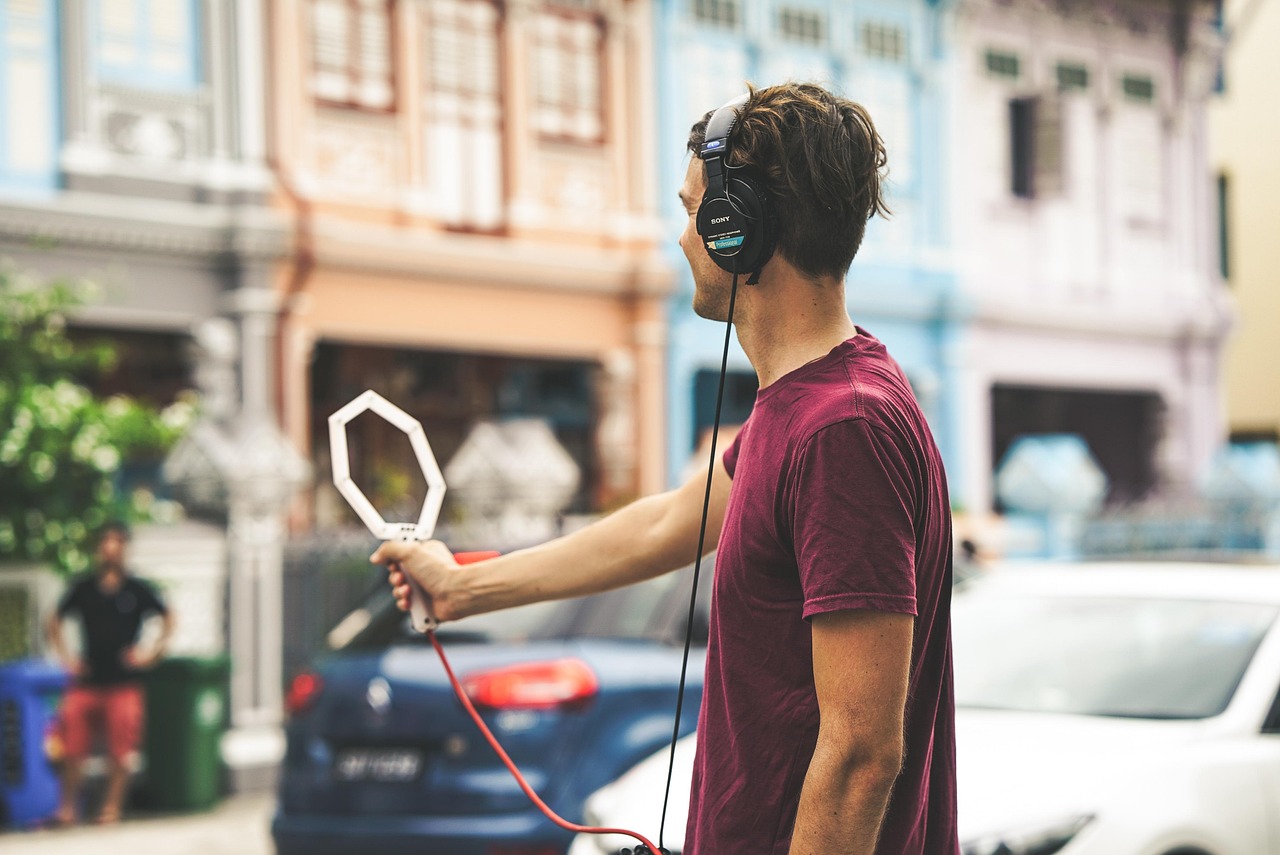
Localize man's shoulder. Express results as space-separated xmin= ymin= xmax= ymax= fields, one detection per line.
xmin=65 ymin=574 xmax=96 ymax=594
xmin=124 ymin=574 xmax=161 ymax=596
xmin=125 ymin=574 xmax=168 ymax=610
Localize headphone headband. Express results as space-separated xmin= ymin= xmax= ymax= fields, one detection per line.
xmin=695 ymin=92 xmax=775 ymax=283
xmin=700 ymin=93 xmax=749 ymax=161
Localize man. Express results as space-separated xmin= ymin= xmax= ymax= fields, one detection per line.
xmin=374 ymin=82 xmax=958 ymax=855
xmin=45 ymin=521 xmax=174 ymax=825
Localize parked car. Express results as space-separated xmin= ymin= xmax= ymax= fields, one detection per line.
xmin=272 ymin=563 xmax=712 ymax=855
xmin=569 ymin=562 xmax=1280 ymax=855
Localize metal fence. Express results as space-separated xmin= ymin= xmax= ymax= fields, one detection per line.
xmin=281 ymin=529 xmax=388 ymax=687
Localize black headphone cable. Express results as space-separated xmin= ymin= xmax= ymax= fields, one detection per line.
xmin=656 ymin=261 xmax=742 ymax=853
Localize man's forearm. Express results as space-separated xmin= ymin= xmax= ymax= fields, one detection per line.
xmin=787 ymin=737 xmax=902 ymax=855
xmin=452 ymin=485 xmax=711 ymax=618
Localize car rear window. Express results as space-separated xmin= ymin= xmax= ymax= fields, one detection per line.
xmin=331 ymin=568 xmax=703 ymax=651
xmin=953 ymin=592 xmax=1278 ymax=719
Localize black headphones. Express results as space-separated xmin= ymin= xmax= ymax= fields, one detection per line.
xmin=695 ymin=93 xmax=777 ymax=285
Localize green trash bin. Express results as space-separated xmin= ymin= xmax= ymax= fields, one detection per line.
xmin=137 ymin=656 xmax=230 ymax=811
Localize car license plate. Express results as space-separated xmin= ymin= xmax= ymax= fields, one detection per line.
xmin=333 ymin=748 xmax=424 ymax=783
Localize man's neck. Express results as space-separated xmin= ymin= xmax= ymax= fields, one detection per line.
xmin=96 ymin=566 xmax=125 ymax=592
xmin=736 ymin=272 xmax=857 ymax=389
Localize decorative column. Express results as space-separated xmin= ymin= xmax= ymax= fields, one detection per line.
xmin=165 ymin=285 xmax=309 ymax=792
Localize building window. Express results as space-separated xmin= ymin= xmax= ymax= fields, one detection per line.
xmin=1121 ymin=73 xmax=1155 ymax=104
xmin=860 ymin=21 xmax=906 ymax=63
xmin=1056 ymin=62 xmax=1088 ymax=92
xmin=1217 ymin=172 xmax=1230 ymax=281
xmin=532 ymin=7 xmax=605 ymax=144
xmin=691 ymin=0 xmax=741 ymax=30
xmin=777 ymin=7 xmax=825 ymax=46
xmin=1 ymin=0 xmax=59 ymax=188
xmin=1009 ymin=96 xmax=1063 ymax=200
xmin=985 ymin=49 xmax=1020 ymax=80
xmin=95 ymin=0 xmax=200 ymax=89
xmin=310 ymin=0 xmax=396 ymax=111
xmin=425 ymin=0 xmax=505 ymax=231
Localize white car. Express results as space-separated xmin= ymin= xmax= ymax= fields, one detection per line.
xmin=569 ymin=562 xmax=1280 ymax=855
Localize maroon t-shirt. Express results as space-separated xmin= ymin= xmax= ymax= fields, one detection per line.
xmin=685 ymin=329 xmax=959 ymax=855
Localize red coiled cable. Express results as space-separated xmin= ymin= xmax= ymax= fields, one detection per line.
xmin=427 ymin=553 xmax=663 ymax=855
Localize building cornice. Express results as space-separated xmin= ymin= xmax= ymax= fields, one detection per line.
xmin=309 ymin=216 xmax=678 ymax=298
xmin=0 ymin=193 xmax=289 ymax=261
xmin=973 ymin=291 xmax=1234 ymax=343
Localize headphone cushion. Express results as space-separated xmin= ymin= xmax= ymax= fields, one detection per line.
xmin=696 ymin=171 xmax=776 ymax=276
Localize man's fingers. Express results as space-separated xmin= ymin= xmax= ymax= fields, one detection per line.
xmin=370 ymin=540 xmax=412 ymax=566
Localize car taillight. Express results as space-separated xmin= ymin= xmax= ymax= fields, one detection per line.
xmin=463 ymin=659 xmax=598 ymax=710
xmin=286 ymin=671 xmax=323 ymax=716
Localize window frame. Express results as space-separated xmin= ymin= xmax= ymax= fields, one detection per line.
xmin=93 ymin=0 xmax=203 ymax=91
xmin=985 ymin=48 xmax=1021 ymax=81
xmin=309 ymin=0 xmax=399 ymax=114
xmin=690 ymin=0 xmax=743 ymax=32
xmin=859 ymin=20 xmax=907 ymax=64
xmin=1056 ymin=61 xmax=1089 ymax=92
xmin=423 ymin=0 xmax=509 ymax=235
xmin=530 ymin=4 xmax=608 ymax=147
xmin=776 ymin=5 xmax=827 ymax=48
xmin=1120 ymin=72 xmax=1156 ymax=105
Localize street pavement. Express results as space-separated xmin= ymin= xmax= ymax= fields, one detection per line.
xmin=0 ymin=793 xmax=275 ymax=855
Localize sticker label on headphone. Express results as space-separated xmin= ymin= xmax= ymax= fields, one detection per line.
xmin=708 ymin=236 xmax=745 ymax=250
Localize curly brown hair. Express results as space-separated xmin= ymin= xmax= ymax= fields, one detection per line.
xmin=687 ymin=82 xmax=891 ymax=281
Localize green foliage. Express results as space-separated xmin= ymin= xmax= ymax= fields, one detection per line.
xmin=0 ymin=588 xmax=28 ymax=660
xmin=0 ymin=263 xmax=195 ymax=573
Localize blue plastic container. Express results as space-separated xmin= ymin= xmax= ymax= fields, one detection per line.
xmin=0 ymin=660 xmax=68 ymax=828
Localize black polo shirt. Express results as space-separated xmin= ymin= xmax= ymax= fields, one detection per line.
xmin=57 ymin=573 xmax=168 ymax=686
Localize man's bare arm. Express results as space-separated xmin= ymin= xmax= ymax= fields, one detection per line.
xmin=788 ymin=608 xmax=913 ymax=855
xmin=373 ymin=455 xmax=732 ymax=621
xmin=44 ymin=613 xmax=80 ymax=676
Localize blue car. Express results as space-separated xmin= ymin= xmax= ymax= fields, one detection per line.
xmin=272 ymin=564 xmax=710 ymax=855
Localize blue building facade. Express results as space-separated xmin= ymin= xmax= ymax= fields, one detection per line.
xmin=654 ymin=0 xmax=964 ymax=490
xmin=0 ymin=0 xmax=60 ymax=194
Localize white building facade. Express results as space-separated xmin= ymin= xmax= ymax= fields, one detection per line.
xmin=948 ymin=0 xmax=1230 ymax=516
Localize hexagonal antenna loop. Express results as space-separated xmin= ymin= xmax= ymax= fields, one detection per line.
xmin=328 ymin=390 xmax=447 ymax=542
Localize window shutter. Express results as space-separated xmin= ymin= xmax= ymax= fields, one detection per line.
xmin=148 ymin=1 xmax=190 ymax=76
xmin=356 ymin=0 xmax=393 ymax=109
xmin=1033 ymin=94 xmax=1064 ymax=198
xmin=532 ymin=9 xmax=603 ymax=143
xmin=312 ymin=0 xmax=351 ymax=102
xmin=100 ymin=0 xmax=141 ymax=68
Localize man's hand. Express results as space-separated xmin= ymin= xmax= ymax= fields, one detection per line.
xmin=122 ymin=647 xmax=161 ymax=670
xmin=371 ymin=540 xmax=465 ymax=622
xmin=61 ymin=657 xmax=86 ymax=678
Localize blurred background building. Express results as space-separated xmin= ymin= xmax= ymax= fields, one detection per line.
xmin=1211 ymin=0 xmax=1280 ymax=448
xmin=1 ymin=0 xmax=1272 ymax=811
xmin=267 ymin=0 xmax=675 ymax=529
xmin=948 ymin=0 xmax=1231 ymax=519
xmin=656 ymin=0 xmax=964 ymax=490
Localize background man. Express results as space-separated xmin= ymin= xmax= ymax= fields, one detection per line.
xmin=45 ymin=521 xmax=174 ymax=825
xmin=374 ymin=82 xmax=958 ymax=855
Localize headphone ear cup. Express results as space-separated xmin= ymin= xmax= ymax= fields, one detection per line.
xmin=725 ymin=173 xmax=776 ymax=276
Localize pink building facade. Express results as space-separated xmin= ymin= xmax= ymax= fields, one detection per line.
xmin=266 ymin=0 xmax=674 ymax=525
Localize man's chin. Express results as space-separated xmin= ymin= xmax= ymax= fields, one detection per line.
xmin=691 ymin=295 xmax=729 ymax=323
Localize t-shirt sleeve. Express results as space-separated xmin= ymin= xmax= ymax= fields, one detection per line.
xmin=135 ymin=579 xmax=169 ymax=617
xmin=791 ymin=419 xmax=918 ymax=620
xmin=56 ymin=579 xmax=84 ymax=618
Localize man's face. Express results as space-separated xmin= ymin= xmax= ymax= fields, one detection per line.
xmin=96 ymin=530 xmax=127 ymax=571
xmin=678 ymin=158 xmax=733 ymax=321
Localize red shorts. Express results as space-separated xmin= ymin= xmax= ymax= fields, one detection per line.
xmin=60 ymin=683 xmax=144 ymax=762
